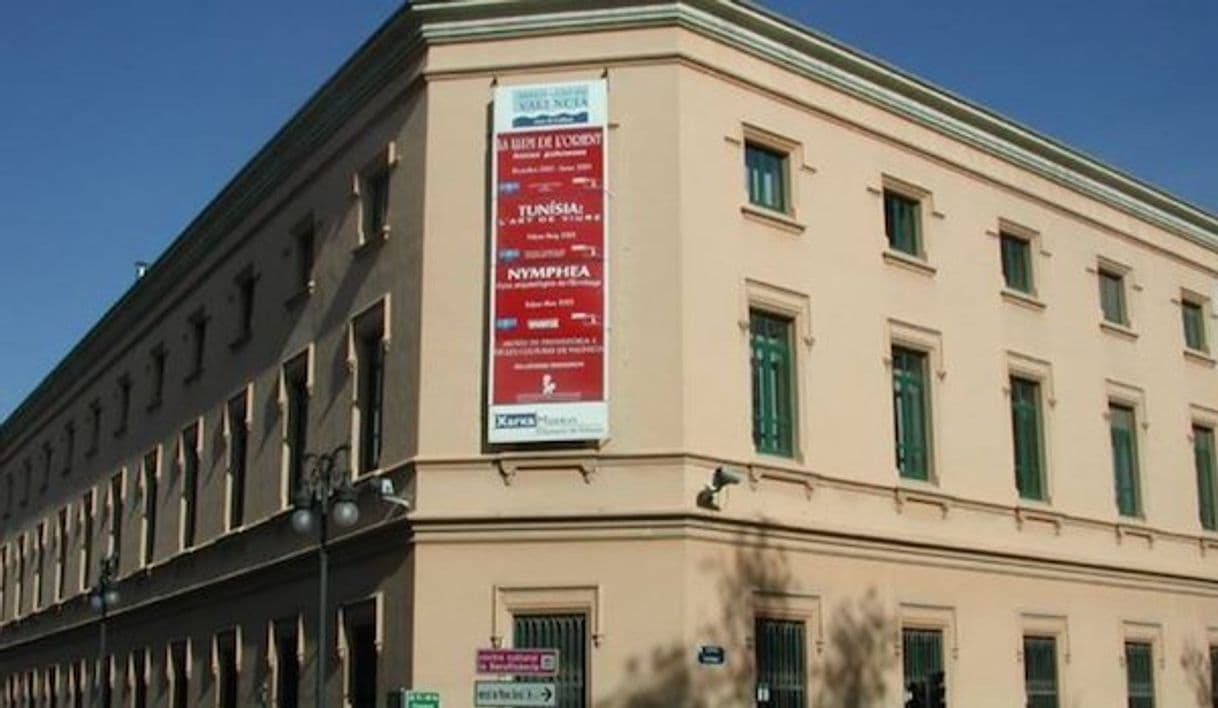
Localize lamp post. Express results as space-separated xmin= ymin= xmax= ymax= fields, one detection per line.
xmin=89 ymin=554 xmax=119 ymax=708
xmin=290 ymin=445 xmax=360 ymax=708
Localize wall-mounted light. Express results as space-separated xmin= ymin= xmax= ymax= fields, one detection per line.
xmin=697 ymin=466 xmax=744 ymax=510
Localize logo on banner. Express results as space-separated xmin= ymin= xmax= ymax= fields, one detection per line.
xmin=494 ymin=413 xmax=538 ymax=430
xmin=511 ymin=84 xmax=592 ymax=128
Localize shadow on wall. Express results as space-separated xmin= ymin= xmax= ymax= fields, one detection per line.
xmin=1181 ymin=640 xmax=1214 ymax=708
xmin=601 ymin=530 xmax=895 ymax=708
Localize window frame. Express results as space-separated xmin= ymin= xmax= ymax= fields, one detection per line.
xmin=212 ymin=628 xmax=240 ymax=708
xmin=349 ymin=299 xmax=389 ymax=477
xmin=339 ymin=596 xmax=382 ymax=708
xmin=225 ymin=387 xmax=251 ymax=532
xmin=999 ymin=230 xmax=1035 ymax=295
xmin=139 ymin=448 xmax=160 ymax=568
xmin=354 ymin=143 xmax=397 ymax=247
xmin=1180 ymin=293 xmax=1210 ymax=354
xmin=882 ymin=184 xmax=925 ymax=258
xmin=1009 ymin=375 xmax=1047 ymax=501
xmin=1193 ymin=423 xmax=1218 ymax=532
xmin=891 ymin=345 xmax=933 ymax=482
xmin=1096 ymin=261 xmax=1132 ymax=328
xmin=1108 ymin=400 xmax=1143 ymax=518
xmin=744 ymin=141 xmax=790 ymax=214
xmin=749 ymin=309 xmax=797 ymax=459
xmin=179 ymin=421 xmax=202 ymax=551
xmin=280 ymin=348 xmax=313 ymax=508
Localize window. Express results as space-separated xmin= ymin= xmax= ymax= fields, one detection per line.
xmin=235 ymin=270 xmax=257 ymax=344
xmin=355 ymin=307 xmax=386 ymax=474
xmin=116 ymin=376 xmax=131 ymax=436
xmin=755 ymin=617 xmax=806 ymax=708
xmin=0 ymin=546 xmax=6 ymax=622
xmin=745 ymin=142 xmax=787 ymax=212
xmin=130 ymin=650 xmax=147 ymax=708
xmin=55 ymin=508 xmax=68 ymax=602
xmin=70 ymin=662 xmax=83 ymax=708
xmin=45 ymin=667 xmax=57 ymax=708
xmin=343 ymin=600 xmax=378 ymax=708
xmin=21 ymin=459 xmax=31 ymax=507
xmin=108 ymin=473 xmax=123 ymax=571
xmin=283 ymin=355 xmax=310 ymax=500
xmin=33 ymin=523 xmax=45 ymax=611
xmin=884 ymin=189 xmax=922 ymax=256
xmin=1023 ymin=635 xmax=1059 ymax=708
xmin=514 ymin=613 xmax=587 ymax=708
xmin=170 ymin=641 xmax=189 ymax=708
xmin=1109 ymin=403 xmax=1141 ymax=517
xmin=902 ymin=628 xmax=946 ymax=708
xmin=141 ymin=451 xmax=158 ymax=567
xmin=750 ymin=310 xmax=795 ymax=457
xmin=1099 ymin=269 xmax=1128 ymax=325
xmin=1209 ymin=645 xmax=1218 ymax=708
xmin=1010 ymin=377 xmax=1046 ymax=500
xmin=41 ymin=442 xmax=52 ymax=491
xmin=187 ymin=312 xmax=208 ymax=380
xmin=1183 ymin=299 xmax=1208 ymax=352
xmin=1195 ymin=425 xmax=1217 ymax=531
xmin=216 ymin=630 xmax=238 ymax=708
xmin=273 ymin=620 xmax=300 ymax=708
xmin=88 ymin=401 xmax=102 ymax=455
xmin=100 ymin=656 xmax=113 ymax=708
xmin=1000 ymin=232 xmax=1033 ymax=294
xmin=150 ymin=346 xmax=167 ymax=408
xmin=3 ymin=473 xmax=11 ymax=518
xmin=360 ymin=167 xmax=390 ymax=242
xmin=294 ymin=222 xmax=315 ymax=295
xmin=226 ymin=393 xmax=248 ymax=531
xmin=15 ymin=539 xmax=25 ymax=618
xmin=80 ymin=491 xmax=94 ymax=591
xmin=892 ymin=347 xmax=932 ymax=480
xmin=63 ymin=422 xmax=75 ymax=475
xmin=1125 ymin=641 xmax=1154 ymax=708
xmin=180 ymin=424 xmax=199 ymax=550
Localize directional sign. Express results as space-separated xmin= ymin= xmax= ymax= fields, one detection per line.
xmin=476 ymin=648 xmax=559 ymax=676
xmin=406 ymin=691 xmax=440 ymax=708
xmin=474 ymin=681 xmax=556 ymax=707
xmin=697 ymin=645 xmax=726 ymax=666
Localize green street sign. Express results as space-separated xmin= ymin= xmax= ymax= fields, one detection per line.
xmin=406 ymin=691 xmax=440 ymax=708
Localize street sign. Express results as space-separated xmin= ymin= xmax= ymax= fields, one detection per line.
xmin=697 ymin=645 xmax=726 ymax=666
xmin=405 ymin=691 xmax=440 ymax=708
xmin=474 ymin=681 xmax=557 ymax=707
xmin=476 ymin=648 xmax=559 ymax=676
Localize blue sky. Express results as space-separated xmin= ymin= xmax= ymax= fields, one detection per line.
xmin=0 ymin=0 xmax=1215 ymax=420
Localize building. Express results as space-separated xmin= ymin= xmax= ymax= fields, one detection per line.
xmin=2 ymin=0 xmax=1218 ymax=705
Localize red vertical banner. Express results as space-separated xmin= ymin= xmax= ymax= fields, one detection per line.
xmin=488 ymin=81 xmax=609 ymax=443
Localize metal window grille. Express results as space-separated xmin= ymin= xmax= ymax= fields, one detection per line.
xmin=755 ymin=618 xmax=806 ymax=708
xmin=1010 ymin=377 xmax=1044 ymax=500
xmin=884 ymin=190 xmax=921 ymax=256
xmin=1124 ymin=641 xmax=1154 ymax=708
xmin=750 ymin=311 xmax=795 ymax=457
xmin=902 ymin=628 xmax=945 ymax=707
xmin=1023 ymin=635 xmax=1059 ymax=708
xmin=513 ymin=613 xmax=587 ymax=708
xmin=892 ymin=347 xmax=931 ymax=480
xmin=1109 ymin=404 xmax=1141 ymax=516
xmin=746 ymin=143 xmax=787 ymax=212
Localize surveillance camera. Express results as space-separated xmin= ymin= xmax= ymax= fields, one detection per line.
xmin=374 ymin=478 xmax=396 ymax=497
xmin=369 ymin=476 xmax=412 ymax=511
xmin=711 ymin=466 xmax=744 ymax=490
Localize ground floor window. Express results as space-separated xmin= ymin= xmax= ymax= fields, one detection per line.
xmin=755 ymin=617 xmax=806 ymax=708
xmin=1022 ymin=635 xmax=1058 ymax=708
xmin=902 ymin=627 xmax=946 ymax=707
xmin=130 ymin=650 xmax=147 ymax=708
xmin=344 ymin=600 xmax=379 ymax=708
xmin=216 ymin=630 xmax=238 ymax=708
xmin=274 ymin=619 xmax=300 ymax=708
xmin=170 ymin=641 xmax=189 ymax=708
xmin=1124 ymin=641 xmax=1154 ymax=708
xmin=513 ymin=613 xmax=588 ymax=708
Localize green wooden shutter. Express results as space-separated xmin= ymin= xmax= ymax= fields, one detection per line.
xmin=745 ymin=144 xmax=786 ymax=212
xmin=1183 ymin=301 xmax=1207 ymax=351
xmin=1195 ymin=426 xmax=1217 ymax=531
xmin=892 ymin=348 xmax=931 ymax=480
xmin=884 ymin=191 xmax=921 ymax=256
xmin=1125 ymin=642 xmax=1154 ymax=708
xmin=1023 ymin=636 xmax=1059 ymax=708
xmin=1099 ymin=271 xmax=1127 ymax=325
xmin=514 ymin=614 xmax=587 ymax=708
xmin=902 ymin=628 xmax=944 ymax=707
xmin=755 ymin=618 xmax=806 ymax=708
xmin=1010 ymin=377 xmax=1044 ymax=500
xmin=1110 ymin=404 xmax=1141 ymax=516
xmin=1001 ymin=234 xmax=1032 ymax=293
xmin=751 ymin=311 xmax=794 ymax=457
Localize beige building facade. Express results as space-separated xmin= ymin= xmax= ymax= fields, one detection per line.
xmin=2 ymin=1 xmax=1217 ymax=706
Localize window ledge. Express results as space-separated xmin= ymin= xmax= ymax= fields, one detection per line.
xmin=285 ymin=281 xmax=315 ymax=310
xmin=1000 ymin=288 xmax=1046 ymax=311
xmin=354 ymin=228 xmax=390 ymax=257
xmin=1099 ymin=321 xmax=1138 ymax=341
xmin=740 ymin=204 xmax=805 ymax=234
xmin=882 ymin=250 xmax=936 ymax=277
xmin=1184 ymin=348 xmax=1215 ymax=367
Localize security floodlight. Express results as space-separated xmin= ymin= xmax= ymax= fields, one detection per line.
xmin=697 ymin=466 xmax=745 ymax=510
xmin=371 ymin=477 xmax=412 ymax=511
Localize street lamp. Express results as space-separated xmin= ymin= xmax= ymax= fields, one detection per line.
xmin=290 ymin=445 xmax=360 ymax=708
xmin=89 ymin=554 xmax=119 ymax=708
